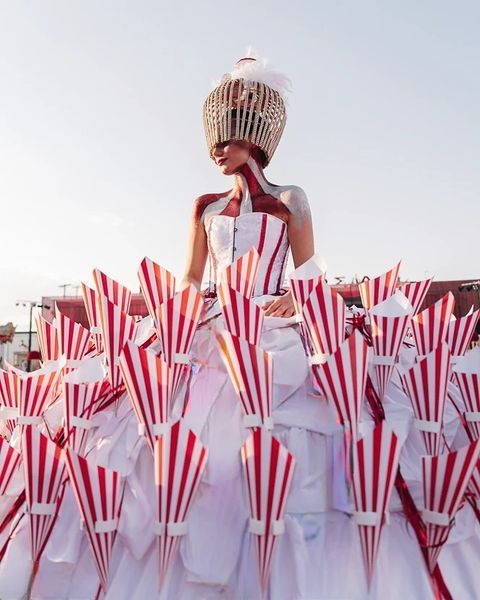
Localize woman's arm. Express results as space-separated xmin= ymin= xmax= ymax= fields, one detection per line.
xmin=285 ymin=187 xmax=315 ymax=269
xmin=179 ymin=199 xmax=209 ymax=290
xmin=263 ymin=187 xmax=314 ymax=317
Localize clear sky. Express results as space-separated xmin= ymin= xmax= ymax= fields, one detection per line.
xmin=1 ymin=1 xmax=479 ymax=329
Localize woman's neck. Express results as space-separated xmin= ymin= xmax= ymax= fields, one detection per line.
xmin=232 ymin=157 xmax=270 ymax=200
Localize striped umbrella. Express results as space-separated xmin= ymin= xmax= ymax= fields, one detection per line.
xmin=81 ymin=283 xmax=103 ymax=354
xmin=154 ymin=419 xmax=207 ymax=587
xmin=312 ymin=330 xmax=370 ymax=441
xmin=358 ymin=261 xmax=401 ymax=313
xmin=302 ymin=279 xmax=346 ymax=367
xmin=17 ymin=364 xmax=60 ymax=432
xmin=468 ymin=460 xmax=480 ymax=499
xmin=398 ymin=278 xmax=432 ymax=315
xmin=0 ymin=436 xmax=21 ymax=495
xmin=217 ymin=247 xmax=260 ymax=299
xmin=453 ymin=349 xmax=480 ymax=441
xmin=55 ymin=306 xmax=91 ymax=371
xmin=65 ymin=447 xmax=124 ymax=592
xmin=401 ymin=343 xmax=451 ymax=455
xmin=138 ymin=256 xmax=176 ymax=330
xmin=119 ymin=340 xmax=174 ymax=454
xmin=288 ymin=254 xmax=325 ymax=343
xmin=62 ymin=378 xmax=108 ymax=453
xmin=241 ymin=428 xmax=295 ymax=593
xmin=155 ymin=285 xmax=203 ymax=397
xmin=411 ymin=292 xmax=455 ymax=359
xmin=446 ymin=308 xmax=480 ymax=365
xmin=369 ymin=292 xmax=412 ymax=400
xmin=35 ymin=313 xmax=59 ymax=363
xmin=217 ymin=281 xmax=264 ymax=346
xmin=289 ymin=278 xmax=323 ymax=353
xmin=351 ymin=423 xmax=402 ymax=587
xmin=422 ymin=440 xmax=480 ymax=571
xmin=21 ymin=426 xmax=65 ymax=564
xmin=93 ymin=268 xmax=132 ymax=314
xmin=0 ymin=368 xmax=19 ymax=438
xmin=217 ymin=331 xmax=273 ymax=430
xmin=97 ymin=295 xmax=137 ymax=390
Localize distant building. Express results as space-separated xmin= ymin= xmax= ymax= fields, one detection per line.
xmin=0 ymin=330 xmax=40 ymax=370
xmin=43 ymin=279 xmax=480 ymax=334
xmin=41 ymin=295 xmax=149 ymax=329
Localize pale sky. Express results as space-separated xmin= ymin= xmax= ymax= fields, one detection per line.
xmin=1 ymin=1 xmax=479 ymax=329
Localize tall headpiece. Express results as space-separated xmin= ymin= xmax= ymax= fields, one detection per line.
xmin=203 ymin=56 xmax=289 ymax=166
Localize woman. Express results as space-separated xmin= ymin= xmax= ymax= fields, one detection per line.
xmin=1 ymin=57 xmax=479 ymax=600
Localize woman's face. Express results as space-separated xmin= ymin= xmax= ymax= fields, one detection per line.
xmin=212 ymin=140 xmax=251 ymax=175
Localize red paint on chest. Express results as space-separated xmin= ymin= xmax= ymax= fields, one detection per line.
xmin=219 ymin=195 xmax=290 ymax=223
xmin=193 ymin=193 xmax=227 ymax=223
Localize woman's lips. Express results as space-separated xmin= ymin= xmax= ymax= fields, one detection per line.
xmin=217 ymin=158 xmax=227 ymax=166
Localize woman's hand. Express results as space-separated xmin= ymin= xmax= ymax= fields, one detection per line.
xmin=262 ymin=290 xmax=296 ymax=318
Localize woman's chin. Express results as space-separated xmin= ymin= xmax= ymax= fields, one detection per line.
xmin=219 ymin=164 xmax=233 ymax=175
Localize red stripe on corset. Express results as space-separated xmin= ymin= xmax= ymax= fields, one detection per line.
xmin=274 ymin=236 xmax=289 ymax=294
xmin=256 ymin=214 xmax=268 ymax=257
xmin=263 ymin=221 xmax=287 ymax=295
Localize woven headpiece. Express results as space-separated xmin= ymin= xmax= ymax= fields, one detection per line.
xmin=203 ymin=57 xmax=289 ymax=166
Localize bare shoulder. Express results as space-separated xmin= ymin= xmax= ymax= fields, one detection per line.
xmin=277 ymin=185 xmax=311 ymax=220
xmin=192 ymin=191 xmax=231 ymax=224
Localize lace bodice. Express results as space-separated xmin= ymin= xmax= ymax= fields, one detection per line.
xmin=205 ymin=212 xmax=290 ymax=297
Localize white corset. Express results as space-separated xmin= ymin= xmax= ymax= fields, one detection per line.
xmin=206 ymin=212 xmax=290 ymax=297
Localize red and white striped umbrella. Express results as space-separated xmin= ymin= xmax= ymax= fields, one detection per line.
xmin=218 ymin=247 xmax=260 ymax=299
xmin=93 ymin=268 xmax=132 ymax=314
xmin=0 ymin=436 xmax=21 ymax=495
xmin=401 ymin=343 xmax=451 ymax=455
xmin=468 ymin=460 xmax=480 ymax=499
xmin=289 ymin=275 xmax=323 ymax=317
xmin=288 ymin=272 xmax=323 ymax=351
xmin=312 ymin=331 xmax=370 ymax=441
xmin=155 ymin=285 xmax=203 ymax=396
xmin=446 ymin=308 xmax=480 ymax=364
xmin=81 ymin=283 xmax=103 ymax=354
xmin=288 ymin=253 xmax=325 ymax=316
xmin=55 ymin=306 xmax=91 ymax=371
xmin=119 ymin=340 xmax=174 ymax=454
xmin=62 ymin=378 xmax=108 ymax=453
xmin=35 ymin=313 xmax=59 ymax=363
xmin=0 ymin=368 xmax=19 ymax=438
xmin=422 ymin=440 xmax=480 ymax=571
xmin=411 ymin=292 xmax=455 ymax=359
xmin=302 ymin=279 xmax=346 ymax=366
xmin=98 ymin=295 xmax=137 ymax=390
xmin=351 ymin=423 xmax=402 ymax=587
xmin=453 ymin=350 xmax=480 ymax=441
xmin=369 ymin=292 xmax=413 ymax=400
xmin=65 ymin=447 xmax=124 ymax=592
xmin=217 ymin=281 xmax=264 ymax=346
xmin=17 ymin=365 xmax=60 ymax=431
xmin=217 ymin=331 xmax=273 ymax=429
xmin=138 ymin=256 xmax=176 ymax=329
xmin=358 ymin=261 xmax=401 ymax=312
xmin=288 ymin=255 xmax=325 ymax=355
xmin=154 ymin=419 xmax=207 ymax=586
xmin=398 ymin=278 xmax=432 ymax=315
xmin=21 ymin=426 xmax=66 ymax=563
xmin=241 ymin=428 xmax=295 ymax=592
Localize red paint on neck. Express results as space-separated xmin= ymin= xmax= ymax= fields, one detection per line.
xmin=234 ymin=162 xmax=266 ymax=199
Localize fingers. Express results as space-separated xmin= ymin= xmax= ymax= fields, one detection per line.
xmin=262 ymin=300 xmax=274 ymax=312
xmin=262 ymin=294 xmax=296 ymax=318
xmin=264 ymin=302 xmax=296 ymax=318
xmin=263 ymin=300 xmax=279 ymax=316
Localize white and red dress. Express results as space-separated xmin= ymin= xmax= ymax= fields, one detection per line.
xmin=0 ymin=209 xmax=479 ymax=600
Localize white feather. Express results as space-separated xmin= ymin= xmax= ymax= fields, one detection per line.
xmin=214 ymin=52 xmax=291 ymax=102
